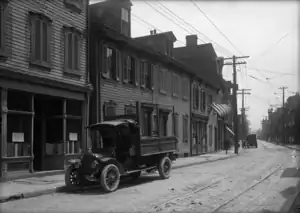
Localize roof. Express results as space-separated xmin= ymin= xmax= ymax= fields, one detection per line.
xmin=173 ymin=44 xmax=224 ymax=90
xmin=134 ymin=31 xmax=177 ymax=43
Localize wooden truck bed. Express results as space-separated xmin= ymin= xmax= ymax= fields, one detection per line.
xmin=140 ymin=136 xmax=178 ymax=156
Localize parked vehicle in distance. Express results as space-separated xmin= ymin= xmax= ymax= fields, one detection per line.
xmin=243 ymin=134 xmax=258 ymax=148
xmin=65 ymin=102 xmax=178 ymax=192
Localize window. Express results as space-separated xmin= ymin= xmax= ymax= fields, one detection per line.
xmin=159 ymin=68 xmax=168 ymax=93
xmin=166 ymin=41 xmax=171 ymax=56
xmin=182 ymin=78 xmax=189 ymax=100
xmin=103 ymin=101 xmax=116 ymax=117
xmin=172 ymin=73 xmax=179 ymax=97
xmin=0 ymin=2 xmax=7 ymax=55
xmin=103 ymin=46 xmax=119 ymax=81
xmin=140 ymin=62 xmax=153 ymax=90
xmin=30 ymin=13 xmax=52 ymax=67
xmin=193 ymin=84 xmax=199 ymax=109
xmin=200 ymin=89 xmax=206 ymax=111
xmin=207 ymin=94 xmax=213 ymax=112
xmin=145 ymin=63 xmax=153 ymax=89
xmin=183 ymin=115 xmax=188 ymax=143
xmin=121 ymin=8 xmax=130 ymax=36
xmin=123 ymin=55 xmax=136 ymax=85
xmin=124 ymin=104 xmax=136 ymax=115
xmin=64 ymin=28 xmax=80 ymax=72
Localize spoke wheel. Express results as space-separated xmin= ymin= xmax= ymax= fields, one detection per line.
xmin=65 ymin=167 xmax=80 ymax=188
xmin=100 ymin=164 xmax=120 ymax=192
xmin=158 ymin=156 xmax=172 ymax=179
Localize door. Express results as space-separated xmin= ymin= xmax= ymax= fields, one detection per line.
xmin=33 ymin=117 xmax=43 ymax=171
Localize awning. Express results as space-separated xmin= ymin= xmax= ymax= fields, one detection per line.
xmin=211 ymin=103 xmax=231 ymax=117
xmin=225 ymin=126 xmax=235 ymax=136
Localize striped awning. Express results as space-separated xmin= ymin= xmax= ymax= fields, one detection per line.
xmin=211 ymin=103 xmax=231 ymax=117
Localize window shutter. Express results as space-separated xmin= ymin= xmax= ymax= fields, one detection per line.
xmin=140 ymin=61 xmax=145 ymax=88
xmin=46 ymin=23 xmax=52 ymax=64
xmin=64 ymin=30 xmax=68 ymax=69
xmin=116 ymin=50 xmax=120 ymax=81
xmin=102 ymin=44 xmax=109 ymax=78
xmin=30 ymin=18 xmax=36 ymax=61
xmin=122 ymin=54 xmax=128 ymax=83
xmin=74 ymin=33 xmax=80 ymax=70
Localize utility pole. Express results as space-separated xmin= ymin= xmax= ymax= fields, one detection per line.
xmin=278 ymin=86 xmax=288 ymax=143
xmin=237 ymin=89 xmax=251 ymax=140
xmin=223 ymin=55 xmax=250 ymax=154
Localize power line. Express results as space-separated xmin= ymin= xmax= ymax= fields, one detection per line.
xmin=190 ymin=0 xmax=244 ymax=55
xmin=154 ymin=1 xmax=233 ymax=56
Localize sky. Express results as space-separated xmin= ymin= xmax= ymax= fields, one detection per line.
xmin=91 ymin=0 xmax=299 ymax=131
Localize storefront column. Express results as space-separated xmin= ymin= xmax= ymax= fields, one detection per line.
xmin=1 ymin=88 xmax=8 ymax=178
xmin=62 ymin=99 xmax=67 ymax=167
xmin=30 ymin=95 xmax=34 ymax=172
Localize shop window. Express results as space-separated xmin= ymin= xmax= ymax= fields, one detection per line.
xmin=45 ymin=118 xmax=63 ymax=156
xmin=66 ymin=99 xmax=82 ymax=116
xmin=7 ymin=114 xmax=31 ymax=157
xmin=66 ymin=119 xmax=81 ymax=154
xmin=7 ymin=90 xmax=32 ymax=112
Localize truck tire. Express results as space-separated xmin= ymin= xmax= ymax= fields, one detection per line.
xmin=158 ymin=156 xmax=172 ymax=179
xmin=100 ymin=164 xmax=121 ymax=192
xmin=65 ymin=166 xmax=80 ymax=189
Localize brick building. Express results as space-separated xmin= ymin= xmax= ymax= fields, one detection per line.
xmin=0 ymin=0 xmax=91 ymax=179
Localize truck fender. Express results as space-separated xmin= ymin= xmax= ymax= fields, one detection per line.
xmin=99 ymin=157 xmax=125 ymax=174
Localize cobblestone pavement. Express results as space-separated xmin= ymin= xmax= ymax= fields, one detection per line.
xmin=0 ymin=141 xmax=299 ymax=213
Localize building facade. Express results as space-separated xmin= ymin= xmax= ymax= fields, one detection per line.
xmin=0 ymin=0 xmax=91 ymax=179
xmin=89 ymin=0 xmax=194 ymax=156
xmin=173 ymin=36 xmax=231 ymax=155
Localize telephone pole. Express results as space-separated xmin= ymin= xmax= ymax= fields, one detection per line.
xmin=237 ymin=89 xmax=251 ymax=139
xmin=278 ymin=86 xmax=288 ymax=143
xmin=224 ymin=55 xmax=250 ymax=154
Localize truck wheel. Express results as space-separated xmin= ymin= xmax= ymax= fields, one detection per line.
xmin=130 ymin=171 xmax=141 ymax=180
xmin=158 ymin=156 xmax=172 ymax=179
xmin=100 ymin=164 xmax=120 ymax=192
xmin=65 ymin=167 xmax=80 ymax=189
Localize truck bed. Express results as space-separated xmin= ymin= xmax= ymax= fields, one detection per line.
xmin=140 ymin=136 xmax=178 ymax=156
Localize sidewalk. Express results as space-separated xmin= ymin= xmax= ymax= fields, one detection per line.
xmin=266 ymin=140 xmax=300 ymax=151
xmin=0 ymin=150 xmax=238 ymax=204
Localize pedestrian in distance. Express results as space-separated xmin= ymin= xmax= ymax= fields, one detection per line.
xmin=224 ymin=138 xmax=230 ymax=154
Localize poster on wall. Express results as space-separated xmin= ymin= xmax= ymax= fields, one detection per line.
xmin=12 ymin=132 xmax=24 ymax=142
xmin=69 ymin=133 xmax=78 ymax=141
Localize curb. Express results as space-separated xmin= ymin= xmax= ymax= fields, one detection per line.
xmin=0 ymin=154 xmax=239 ymax=204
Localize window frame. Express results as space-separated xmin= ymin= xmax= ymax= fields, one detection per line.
xmin=29 ymin=12 xmax=52 ymax=68
xmin=64 ymin=27 xmax=81 ymax=74
xmin=102 ymin=44 xmax=119 ymax=81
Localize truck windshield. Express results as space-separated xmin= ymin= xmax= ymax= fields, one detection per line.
xmin=90 ymin=127 xmax=116 ymax=149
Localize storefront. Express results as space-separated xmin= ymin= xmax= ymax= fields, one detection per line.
xmin=191 ymin=113 xmax=208 ymax=155
xmin=0 ymin=72 xmax=91 ymax=180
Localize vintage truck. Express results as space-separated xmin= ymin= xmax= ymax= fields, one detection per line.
xmin=65 ymin=102 xmax=178 ymax=192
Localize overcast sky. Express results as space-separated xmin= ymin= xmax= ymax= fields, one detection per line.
xmin=91 ymin=0 xmax=299 ymax=131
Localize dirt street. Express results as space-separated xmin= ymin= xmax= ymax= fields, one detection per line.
xmin=0 ymin=141 xmax=299 ymax=213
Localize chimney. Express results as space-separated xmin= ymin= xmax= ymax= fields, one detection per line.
xmin=150 ymin=30 xmax=153 ymax=35
xmin=186 ymin=35 xmax=198 ymax=46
